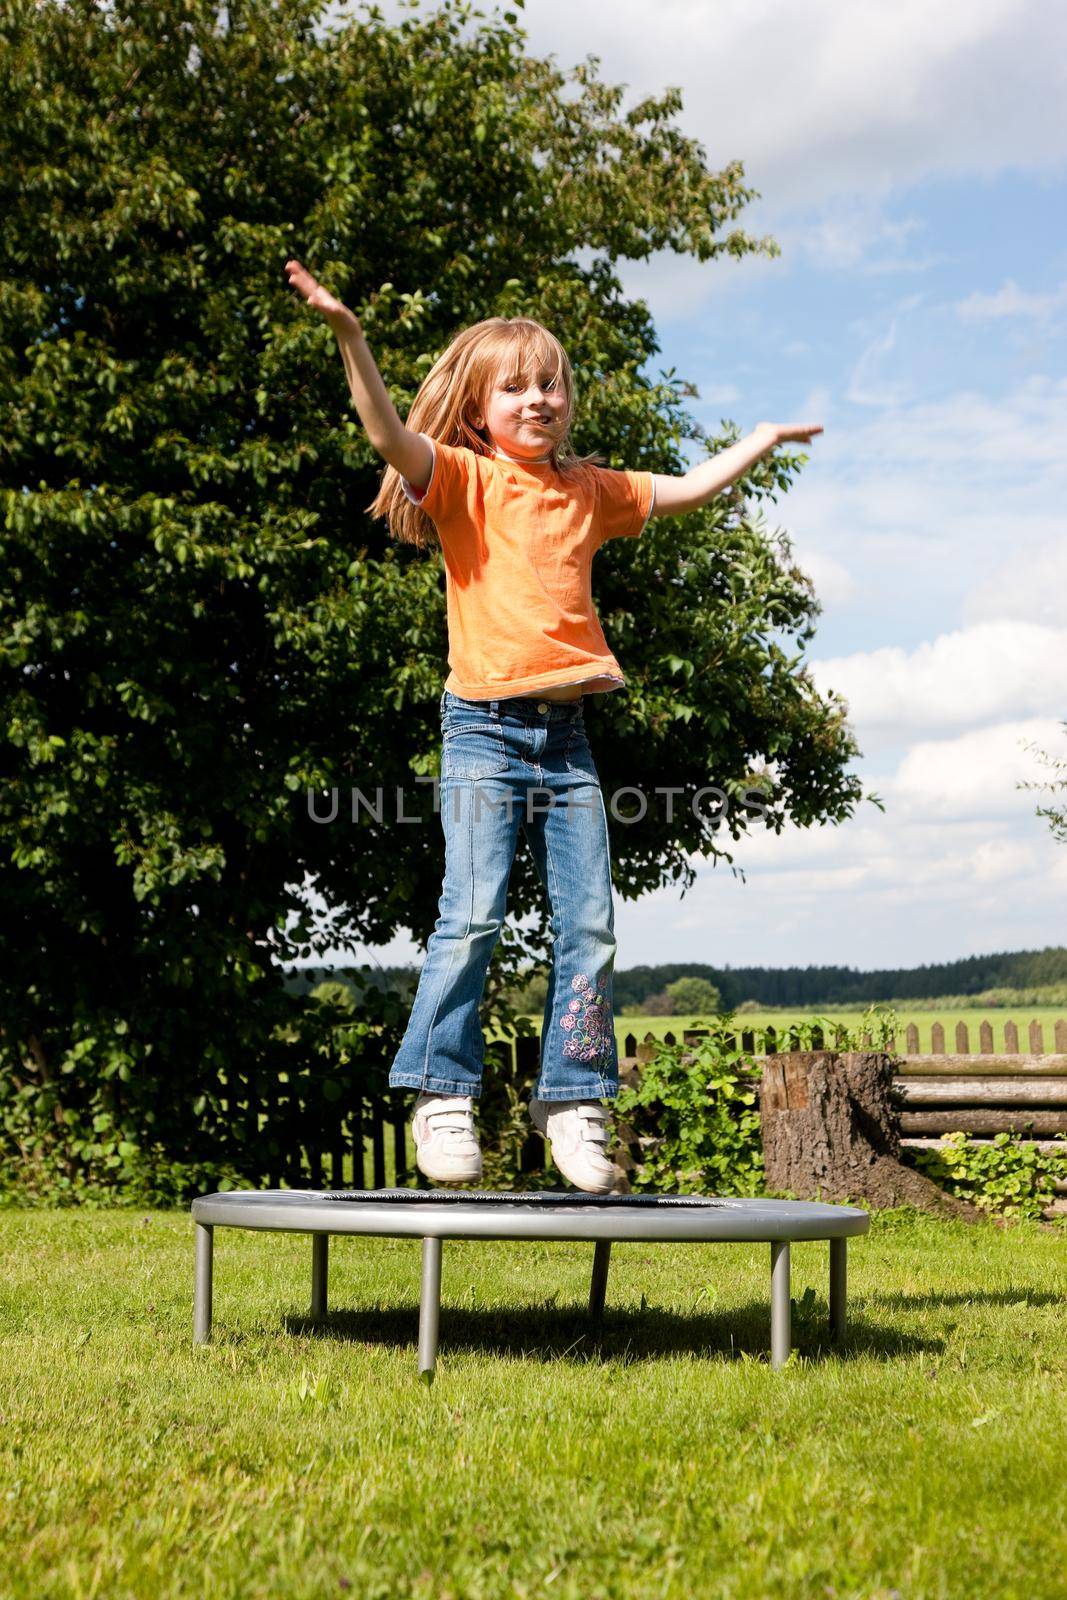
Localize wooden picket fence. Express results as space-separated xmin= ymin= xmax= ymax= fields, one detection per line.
xmin=222 ymin=1017 xmax=1067 ymax=1190
xmin=217 ymin=1034 xmax=545 ymax=1191
xmin=620 ymin=1018 xmax=1067 ymax=1149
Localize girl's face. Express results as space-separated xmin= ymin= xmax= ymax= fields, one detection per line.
xmin=472 ymin=359 xmax=569 ymax=460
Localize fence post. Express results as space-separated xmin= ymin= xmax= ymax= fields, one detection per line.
xmin=390 ymin=1090 xmax=409 ymax=1186
xmin=371 ymin=1098 xmax=386 ymax=1189
xmin=350 ymin=1082 xmax=365 ymax=1190
xmin=517 ymin=1035 xmax=544 ymax=1172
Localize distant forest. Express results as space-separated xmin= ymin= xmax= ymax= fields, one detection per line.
xmin=283 ymin=946 xmax=1067 ymax=1010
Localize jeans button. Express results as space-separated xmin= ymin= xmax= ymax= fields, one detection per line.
xmin=536 ymin=701 xmax=548 ymax=713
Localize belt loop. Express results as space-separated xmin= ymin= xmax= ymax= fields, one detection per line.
xmin=489 ymin=697 xmax=500 ymax=717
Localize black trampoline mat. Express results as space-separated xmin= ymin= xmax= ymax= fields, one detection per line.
xmin=320 ymin=1188 xmax=727 ymax=1208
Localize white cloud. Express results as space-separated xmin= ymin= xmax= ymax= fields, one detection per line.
xmin=957 ymin=278 xmax=1067 ymax=322
xmin=809 ymin=622 xmax=1067 ymax=737
xmin=845 ymin=318 xmax=912 ymax=407
xmin=886 ymin=718 xmax=1067 ymax=820
xmin=790 ymin=547 xmax=858 ymax=608
xmin=775 ymin=375 xmax=1067 ymax=636
xmin=605 ymin=247 xmax=777 ymax=325
xmin=965 ymin=538 xmax=1067 ymax=630
xmin=831 ymin=373 xmax=1067 ymax=470
xmin=786 ymin=207 xmax=930 ymax=274
xmin=616 ymin=791 xmax=1067 ymax=966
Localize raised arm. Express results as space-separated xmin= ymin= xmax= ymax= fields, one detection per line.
xmin=284 ymin=259 xmax=433 ymax=491
xmin=649 ymin=422 xmax=824 ymax=517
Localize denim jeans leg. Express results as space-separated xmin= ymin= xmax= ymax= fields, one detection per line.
xmin=389 ymin=763 xmax=522 ymax=1099
xmin=523 ymin=770 xmax=619 ymax=1103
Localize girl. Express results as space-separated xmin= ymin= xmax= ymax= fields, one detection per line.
xmin=285 ymin=259 xmax=821 ymax=1192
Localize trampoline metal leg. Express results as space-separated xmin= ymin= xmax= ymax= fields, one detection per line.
xmin=418 ymin=1236 xmax=442 ymax=1384
xmin=829 ymin=1237 xmax=847 ymax=1342
xmin=589 ymin=1240 xmax=611 ymax=1320
xmin=311 ymin=1233 xmax=329 ymax=1321
xmin=193 ymin=1222 xmax=213 ymax=1345
xmin=770 ymin=1240 xmax=791 ymax=1370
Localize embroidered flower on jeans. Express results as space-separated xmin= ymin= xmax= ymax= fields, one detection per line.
xmin=559 ymin=969 xmax=614 ymax=1064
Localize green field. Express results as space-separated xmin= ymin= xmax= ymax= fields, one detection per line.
xmin=1 ymin=1206 xmax=1063 ymax=1599
xmin=491 ymin=1008 xmax=1067 ymax=1058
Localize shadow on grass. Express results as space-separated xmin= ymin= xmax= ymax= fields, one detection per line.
xmin=277 ymin=1300 xmax=934 ymax=1366
xmin=861 ymin=1288 xmax=1067 ymax=1311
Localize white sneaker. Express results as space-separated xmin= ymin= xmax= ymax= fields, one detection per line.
xmin=529 ymin=1098 xmax=617 ymax=1193
xmin=412 ymin=1092 xmax=482 ymax=1184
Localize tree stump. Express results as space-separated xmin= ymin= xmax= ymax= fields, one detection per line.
xmin=760 ymin=1050 xmax=983 ymax=1221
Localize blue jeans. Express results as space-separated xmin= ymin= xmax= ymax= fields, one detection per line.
xmin=388 ymin=689 xmax=620 ymax=1103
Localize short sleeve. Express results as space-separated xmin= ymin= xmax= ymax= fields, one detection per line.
xmin=593 ymin=466 xmax=656 ymax=543
xmin=400 ymin=434 xmax=476 ymax=523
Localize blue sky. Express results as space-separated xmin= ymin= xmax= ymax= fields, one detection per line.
xmin=303 ymin=0 xmax=1067 ymax=975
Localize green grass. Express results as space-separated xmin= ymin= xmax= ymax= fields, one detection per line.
xmin=489 ymin=1008 xmax=1067 ymax=1057
xmin=1 ymin=1208 xmax=1065 ymax=1599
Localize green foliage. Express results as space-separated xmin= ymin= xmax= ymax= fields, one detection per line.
xmin=899 ymin=986 xmax=1067 ymax=1009
xmin=665 ymin=976 xmax=721 ymax=1014
xmin=611 ymin=950 xmax=1067 ymax=1011
xmin=612 ymin=1020 xmax=765 ymax=1195
xmin=607 ymin=1007 xmax=1064 ymax=1219
xmin=500 ymin=968 xmax=550 ymax=1016
xmin=0 ymin=0 xmax=868 ymax=1190
xmin=758 ymin=1004 xmax=902 ymax=1053
xmin=910 ymin=1132 xmax=1067 ymax=1222
xmin=608 ymin=1006 xmax=901 ymax=1198
xmin=0 ymin=972 xmax=409 ymax=1205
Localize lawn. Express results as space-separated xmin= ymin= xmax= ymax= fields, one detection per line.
xmin=1 ymin=1206 xmax=1065 ymax=1599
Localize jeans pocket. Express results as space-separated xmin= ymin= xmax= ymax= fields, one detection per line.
xmin=563 ymin=725 xmax=599 ymax=783
xmin=442 ymin=723 xmax=509 ymax=780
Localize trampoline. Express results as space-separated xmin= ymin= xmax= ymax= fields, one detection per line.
xmin=191 ymin=1188 xmax=869 ymax=1378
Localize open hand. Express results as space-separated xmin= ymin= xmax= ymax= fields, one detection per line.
xmin=755 ymin=421 xmax=824 ymax=447
xmin=284 ymin=259 xmax=356 ymax=325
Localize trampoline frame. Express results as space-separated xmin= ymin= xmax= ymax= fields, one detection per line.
xmin=190 ymin=1188 xmax=869 ymax=1379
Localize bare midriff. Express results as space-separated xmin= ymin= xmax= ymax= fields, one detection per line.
xmin=530 ymin=686 xmax=585 ymax=702
xmin=514 ymin=672 xmax=622 ymax=703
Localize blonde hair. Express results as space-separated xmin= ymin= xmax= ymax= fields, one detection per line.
xmin=366 ymin=317 xmax=604 ymax=550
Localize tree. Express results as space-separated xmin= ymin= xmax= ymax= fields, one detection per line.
xmin=666 ymin=976 xmax=721 ymax=1014
xmin=0 ymin=0 xmax=870 ymax=1188
xmin=760 ymin=1049 xmax=983 ymax=1221
xmin=1018 ymin=722 xmax=1067 ymax=845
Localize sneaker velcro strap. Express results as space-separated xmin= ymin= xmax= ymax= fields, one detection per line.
xmin=577 ymin=1107 xmax=608 ymax=1144
xmin=426 ymin=1109 xmax=474 ymax=1130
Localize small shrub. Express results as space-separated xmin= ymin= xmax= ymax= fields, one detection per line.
xmin=612 ymin=1023 xmax=764 ymax=1195
xmin=638 ymin=991 xmax=675 ymax=1016
xmin=908 ymin=1131 xmax=1067 ymax=1221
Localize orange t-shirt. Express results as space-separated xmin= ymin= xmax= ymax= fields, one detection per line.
xmin=401 ymin=434 xmax=656 ymax=700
